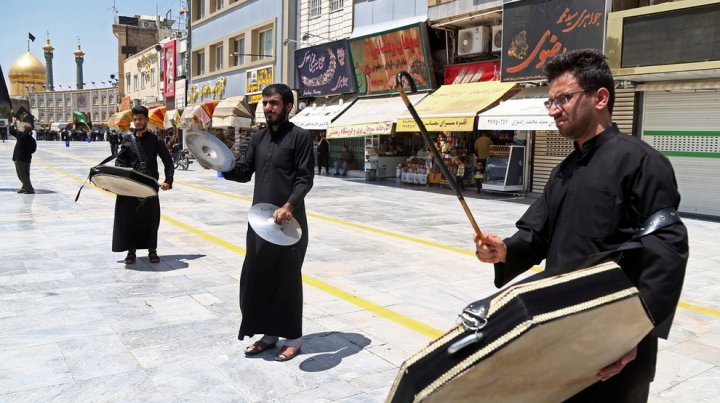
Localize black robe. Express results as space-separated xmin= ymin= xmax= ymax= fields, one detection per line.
xmin=495 ymin=124 xmax=688 ymax=397
xmin=223 ymin=121 xmax=314 ymax=340
xmin=112 ymin=131 xmax=174 ymax=252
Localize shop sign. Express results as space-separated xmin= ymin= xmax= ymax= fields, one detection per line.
xmin=188 ymin=77 xmax=227 ymax=103
xmin=246 ymin=65 xmax=274 ymax=104
xmin=175 ymin=78 xmax=186 ymax=109
xmin=296 ymin=40 xmax=356 ymax=97
xmin=478 ymin=116 xmax=557 ymax=131
xmin=120 ymin=96 xmax=131 ymax=111
xmin=163 ymin=40 xmax=176 ymax=98
xmin=444 ymin=61 xmax=501 ymax=85
xmin=396 ymin=116 xmax=474 ymax=132
xmin=501 ymin=0 xmax=606 ymax=82
xmin=327 ymin=122 xmax=393 ymax=138
xmin=349 ymin=23 xmax=433 ymax=96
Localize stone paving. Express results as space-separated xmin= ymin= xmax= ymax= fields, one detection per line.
xmin=0 ymin=140 xmax=719 ymax=402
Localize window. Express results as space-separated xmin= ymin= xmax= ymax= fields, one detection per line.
xmin=101 ymin=95 xmax=106 ymax=105
xmin=210 ymin=43 xmax=224 ymax=71
xmin=133 ymin=74 xmax=139 ymax=90
xmin=58 ymin=97 xmax=63 ymax=107
xmin=30 ymin=97 xmax=36 ymax=107
xmin=192 ymin=0 xmax=206 ymax=21
xmin=39 ymin=97 xmax=45 ymax=107
xmin=150 ymin=68 xmax=156 ymax=86
xmin=141 ymin=73 xmax=147 ymax=89
xmin=258 ymin=28 xmax=273 ymax=60
xmin=210 ymin=0 xmax=224 ymax=13
xmin=231 ymin=36 xmax=245 ymax=66
xmin=330 ymin=0 xmax=344 ymax=11
xmin=48 ymin=96 xmax=54 ymax=107
xmin=193 ymin=50 xmax=206 ymax=76
xmin=126 ymin=73 xmax=131 ymax=92
xmin=93 ymin=95 xmax=99 ymax=106
xmin=309 ymin=0 xmax=321 ymax=17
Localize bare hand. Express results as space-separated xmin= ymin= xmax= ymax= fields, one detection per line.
xmin=273 ymin=203 xmax=295 ymax=225
xmin=474 ymin=233 xmax=507 ymax=264
xmin=597 ymin=346 xmax=637 ymax=381
xmin=160 ymin=182 xmax=171 ymax=191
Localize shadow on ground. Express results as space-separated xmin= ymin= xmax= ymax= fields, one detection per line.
xmin=124 ymin=253 xmax=206 ymax=271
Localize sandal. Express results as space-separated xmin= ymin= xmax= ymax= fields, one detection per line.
xmin=148 ymin=252 xmax=160 ymax=263
xmin=245 ymin=340 xmax=277 ymax=356
xmin=275 ymin=345 xmax=301 ymax=362
xmin=124 ymin=253 xmax=136 ymax=264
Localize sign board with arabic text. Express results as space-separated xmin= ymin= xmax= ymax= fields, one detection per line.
xmin=501 ymin=0 xmax=606 ymax=82
xmin=295 ymin=40 xmax=356 ymax=97
xmin=246 ymin=66 xmax=274 ymax=104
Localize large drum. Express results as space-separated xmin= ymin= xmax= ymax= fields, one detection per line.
xmin=89 ymin=165 xmax=159 ymax=198
xmin=386 ymin=262 xmax=654 ymax=403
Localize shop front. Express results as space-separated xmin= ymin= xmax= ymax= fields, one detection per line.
xmin=394 ymin=79 xmax=516 ymax=188
xmin=326 ymin=93 xmax=428 ymax=179
xmin=211 ymin=95 xmax=253 ymax=157
xmin=477 ymin=87 xmax=559 ymax=192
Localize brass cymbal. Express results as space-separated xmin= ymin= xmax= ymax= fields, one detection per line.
xmin=185 ymin=129 xmax=235 ymax=172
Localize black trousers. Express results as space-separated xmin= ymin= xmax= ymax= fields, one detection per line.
xmin=15 ymin=161 xmax=33 ymax=192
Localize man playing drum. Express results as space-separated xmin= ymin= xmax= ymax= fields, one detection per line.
xmin=112 ymin=105 xmax=174 ymax=264
xmin=475 ymin=49 xmax=688 ymax=401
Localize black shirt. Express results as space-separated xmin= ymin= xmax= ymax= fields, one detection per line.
xmin=496 ymin=124 xmax=688 ymax=338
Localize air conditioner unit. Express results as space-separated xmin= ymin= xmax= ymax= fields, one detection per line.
xmin=491 ymin=25 xmax=503 ymax=52
xmin=457 ymin=26 xmax=490 ymax=56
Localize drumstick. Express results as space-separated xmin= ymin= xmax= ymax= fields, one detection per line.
xmin=395 ymin=71 xmax=484 ymax=241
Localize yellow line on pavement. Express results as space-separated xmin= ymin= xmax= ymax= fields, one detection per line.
xmin=35 ymin=155 xmax=720 ymax=321
xmin=35 ymin=157 xmax=446 ymax=338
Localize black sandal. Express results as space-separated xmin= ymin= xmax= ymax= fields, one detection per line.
xmin=124 ymin=253 xmax=136 ymax=264
xmin=148 ymin=252 xmax=160 ymax=263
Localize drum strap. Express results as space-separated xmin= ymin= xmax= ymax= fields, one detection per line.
xmin=126 ymin=133 xmax=149 ymax=174
xmin=74 ymin=153 xmax=118 ymax=202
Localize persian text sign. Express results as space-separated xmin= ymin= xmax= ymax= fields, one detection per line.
xmin=444 ymin=61 xmax=501 ymax=85
xmin=295 ymin=40 xmax=356 ymax=97
xmin=327 ymin=122 xmax=393 ymax=138
xmin=163 ymin=40 xmax=176 ymax=98
xmin=502 ymin=0 xmax=606 ymax=82
xmin=396 ymin=116 xmax=475 ymax=132
xmin=246 ymin=65 xmax=274 ymax=103
xmin=349 ymin=23 xmax=433 ymax=96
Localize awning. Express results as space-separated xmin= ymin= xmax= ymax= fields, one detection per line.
xmin=254 ymin=104 xmax=266 ymax=127
xmin=326 ymin=93 xmax=428 ymax=139
xmin=635 ymin=80 xmax=720 ymax=92
xmin=395 ymin=81 xmax=516 ymax=132
xmin=181 ymin=101 xmax=218 ymax=127
xmin=290 ymin=96 xmax=356 ymax=130
xmin=212 ymin=96 xmax=252 ymax=128
xmin=477 ymin=87 xmax=557 ymax=131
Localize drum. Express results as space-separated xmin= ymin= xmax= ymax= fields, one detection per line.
xmin=386 ymin=262 xmax=654 ymax=403
xmin=89 ymin=165 xmax=159 ymax=198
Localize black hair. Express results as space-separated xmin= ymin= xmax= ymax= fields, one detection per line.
xmin=261 ymin=83 xmax=294 ymax=106
xmin=131 ymin=105 xmax=149 ymax=117
xmin=544 ymin=49 xmax=615 ymax=114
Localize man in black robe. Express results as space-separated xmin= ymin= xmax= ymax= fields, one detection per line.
xmin=11 ymin=120 xmax=37 ymax=194
xmin=222 ymin=84 xmax=314 ymax=362
xmin=112 ymin=105 xmax=174 ymax=264
xmin=475 ymin=49 xmax=688 ymax=401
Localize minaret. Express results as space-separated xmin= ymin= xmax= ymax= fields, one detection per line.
xmin=42 ymin=32 xmax=54 ymax=91
xmin=74 ymin=38 xmax=85 ymax=90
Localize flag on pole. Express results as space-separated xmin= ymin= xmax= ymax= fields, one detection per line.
xmin=0 ymin=65 xmax=11 ymax=108
xmin=28 ymin=32 xmax=36 ymax=42
xmin=73 ymin=111 xmax=92 ymax=129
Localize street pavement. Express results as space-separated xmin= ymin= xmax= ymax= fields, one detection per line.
xmin=1 ymin=140 xmax=719 ymax=402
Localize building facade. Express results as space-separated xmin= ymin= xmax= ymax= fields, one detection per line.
xmin=29 ymin=87 xmax=118 ymax=128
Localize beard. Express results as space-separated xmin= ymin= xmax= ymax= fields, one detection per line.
xmin=556 ymin=103 xmax=594 ymax=142
xmin=265 ymin=108 xmax=289 ymax=127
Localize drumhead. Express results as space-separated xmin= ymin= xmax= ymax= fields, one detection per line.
xmin=91 ymin=174 xmax=158 ymax=198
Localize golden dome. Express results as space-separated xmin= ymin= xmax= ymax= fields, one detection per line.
xmin=8 ymin=51 xmax=46 ymax=96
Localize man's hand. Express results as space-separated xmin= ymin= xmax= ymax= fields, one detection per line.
xmin=273 ymin=203 xmax=295 ymax=225
xmin=474 ymin=233 xmax=507 ymax=264
xmin=160 ymin=182 xmax=171 ymax=191
xmin=597 ymin=346 xmax=637 ymax=381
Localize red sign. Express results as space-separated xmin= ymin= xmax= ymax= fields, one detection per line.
xmin=444 ymin=61 xmax=501 ymax=85
xmin=163 ymin=40 xmax=176 ymax=98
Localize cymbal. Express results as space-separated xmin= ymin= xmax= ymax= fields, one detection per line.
xmin=248 ymin=203 xmax=302 ymax=246
xmin=185 ymin=129 xmax=235 ymax=172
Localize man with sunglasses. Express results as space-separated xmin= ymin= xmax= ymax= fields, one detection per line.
xmin=475 ymin=49 xmax=688 ymax=401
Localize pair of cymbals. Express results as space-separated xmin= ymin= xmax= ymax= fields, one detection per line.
xmin=185 ymin=129 xmax=236 ymax=172
xmin=248 ymin=203 xmax=302 ymax=246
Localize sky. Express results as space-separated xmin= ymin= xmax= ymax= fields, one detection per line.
xmin=0 ymin=0 xmax=186 ymax=91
